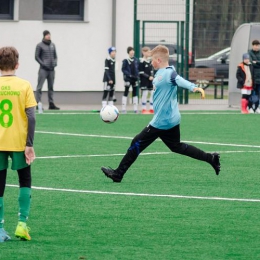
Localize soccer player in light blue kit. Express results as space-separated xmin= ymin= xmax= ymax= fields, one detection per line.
xmin=101 ymin=45 xmax=220 ymax=182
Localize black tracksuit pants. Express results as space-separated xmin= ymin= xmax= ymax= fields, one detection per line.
xmin=116 ymin=124 xmax=213 ymax=176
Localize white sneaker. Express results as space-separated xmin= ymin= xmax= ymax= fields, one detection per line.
xmin=255 ymin=108 xmax=260 ymax=114
xmin=249 ymin=108 xmax=255 ymax=114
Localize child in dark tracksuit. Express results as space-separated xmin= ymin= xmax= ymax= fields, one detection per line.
xmin=139 ymin=46 xmax=154 ymax=114
xmin=102 ymin=47 xmax=116 ymax=107
xmin=121 ymin=46 xmax=139 ymax=113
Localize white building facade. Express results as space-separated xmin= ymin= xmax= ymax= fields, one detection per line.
xmin=0 ymin=0 xmax=191 ymax=105
xmin=0 ymin=0 xmax=134 ymax=94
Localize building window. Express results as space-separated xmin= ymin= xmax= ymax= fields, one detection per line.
xmin=43 ymin=0 xmax=84 ymax=21
xmin=0 ymin=0 xmax=14 ymax=20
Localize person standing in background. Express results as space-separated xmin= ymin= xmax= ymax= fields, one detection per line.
xmin=35 ymin=30 xmax=60 ymax=111
xmin=139 ymin=46 xmax=154 ymax=114
xmin=121 ymin=47 xmax=139 ymax=113
xmin=236 ymin=53 xmax=254 ymax=114
xmin=248 ymin=39 xmax=260 ymax=113
xmin=102 ymin=47 xmax=116 ymax=108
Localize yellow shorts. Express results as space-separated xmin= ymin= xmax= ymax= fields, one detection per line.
xmin=0 ymin=151 xmax=28 ymax=170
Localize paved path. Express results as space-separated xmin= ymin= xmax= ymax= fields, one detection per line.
xmin=49 ymin=100 xmax=239 ymax=111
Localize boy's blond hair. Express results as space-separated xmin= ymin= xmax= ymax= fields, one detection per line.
xmin=0 ymin=47 xmax=19 ymax=71
xmin=150 ymin=45 xmax=169 ymax=62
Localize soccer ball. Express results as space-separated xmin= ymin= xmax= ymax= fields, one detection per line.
xmin=100 ymin=105 xmax=119 ymax=123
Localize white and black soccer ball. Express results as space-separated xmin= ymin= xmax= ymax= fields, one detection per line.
xmin=100 ymin=105 xmax=119 ymax=123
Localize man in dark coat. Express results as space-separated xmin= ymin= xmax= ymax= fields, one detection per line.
xmin=35 ymin=30 xmax=59 ymax=110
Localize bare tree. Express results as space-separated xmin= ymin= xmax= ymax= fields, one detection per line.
xmin=193 ymin=0 xmax=260 ymax=58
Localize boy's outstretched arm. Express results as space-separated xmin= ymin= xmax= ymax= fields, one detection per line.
xmin=171 ymin=70 xmax=205 ymax=98
xmin=171 ymin=70 xmax=195 ymax=91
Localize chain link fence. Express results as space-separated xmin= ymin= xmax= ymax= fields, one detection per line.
xmin=135 ymin=0 xmax=260 ymax=104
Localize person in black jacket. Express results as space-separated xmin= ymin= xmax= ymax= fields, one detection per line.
xmin=236 ymin=53 xmax=254 ymax=114
xmin=35 ymin=30 xmax=59 ymax=110
xmin=248 ymin=39 xmax=260 ymax=113
xmin=139 ymin=46 xmax=154 ymax=114
xmin=102 ymin=47 xmax=116 ymax=107
xmin=121 ymin=46 xmax=139 ymax=113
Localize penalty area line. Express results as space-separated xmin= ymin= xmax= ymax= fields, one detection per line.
xmin=6 ymin=184 xmax=260 ymax=203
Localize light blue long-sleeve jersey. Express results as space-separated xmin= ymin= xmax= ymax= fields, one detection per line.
xmin=149 ymin=66 xmax=196 ymax=130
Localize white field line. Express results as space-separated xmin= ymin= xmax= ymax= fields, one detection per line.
xmin=36 ymin=152 xmax=170 ymax=159
xmin=37 ymin=112 xmax=91 ymax=115
xmin=35 ymin=150 xmax=260 ymax=160
xmin=39 ymin=112 xmax=240 ymax=115
xmin=35 ymin=131 xmax=260 ymax=149
xmin=36 ymin=131 xmax=132 ymax=140
xmin=5 ymin=184 xmax=260 ymax=203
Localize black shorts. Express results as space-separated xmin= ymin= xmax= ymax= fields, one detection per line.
xmin=124 ymin=81 xmax=138 ymax=88
xmin=141 ymin=85 xmax=153 ymax=91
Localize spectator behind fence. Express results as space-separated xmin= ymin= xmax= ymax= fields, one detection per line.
xmin=121 ymin=46 xmax=139 ymax=113
xmin=236 ymin=53 xmax=254 ymax=114
xmin=35 ymin=30 xmax=60 ymax=111
xmin=248 ymin=39 xmax=260 ymax=113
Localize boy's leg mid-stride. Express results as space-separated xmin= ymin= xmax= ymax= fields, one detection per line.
xmin=101 ymin=125 xmax=221 ymax=183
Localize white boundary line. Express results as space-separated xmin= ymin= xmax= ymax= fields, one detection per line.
xmin=35 ymin=150 xmax=260 ymax=160
xmin=37 ymin=112 xmax=91 ymax=115
xmin=35 ymin=131 xmax=260 ymax=149
xmin=36 ymin=152 xmax=170 ymax=159
xmin=6 ymin=184 xmax=260 ymax=202
xmin=36 ymin=131 xmax=132 ymax=140
xmin=37 ymin=112 xmax=240 ymax=115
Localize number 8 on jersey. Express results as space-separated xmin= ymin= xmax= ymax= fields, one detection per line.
xmin=0 ymin=99 xmax=13 ymax=128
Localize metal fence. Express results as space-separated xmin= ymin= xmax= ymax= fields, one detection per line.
xmin=134 ymin=0 xmax=260 ymax=104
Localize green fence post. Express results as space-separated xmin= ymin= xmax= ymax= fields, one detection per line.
xmin=178 ymin=21 xmax=185 ymax=104
xmin=133 ymin=0 xmax=140 ymax=101
xmin=184 ymin=0 xmax=190 ymax=104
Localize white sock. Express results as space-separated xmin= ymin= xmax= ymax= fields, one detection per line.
xmin=122 ymin=96 xmax=127 ymax=111
xmin=133 ymin=96 xmax=138 ymax=111
xmin=108 ymin=101 xmax=113 ymax=106
xmin=141 ymin=90 xmax=148 ymax=110
xmin=102 ymin=101 xmax=107 ymax=108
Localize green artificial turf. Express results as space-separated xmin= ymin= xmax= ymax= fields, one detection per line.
xmin=1 ymin=111 xmax=260 ymax=260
